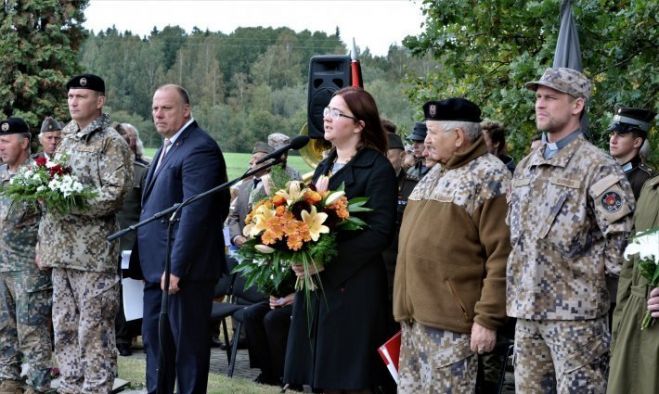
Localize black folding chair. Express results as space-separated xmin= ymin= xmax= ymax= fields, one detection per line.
xmin=209 ymin=259 xmax=266 ymax=375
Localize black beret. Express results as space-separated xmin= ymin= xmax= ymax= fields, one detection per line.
xmin=608 ymin=106 xmax=656 ymax=137
xmin=252 ymin=141 xmax=273 ymax=155
xmin=0 ymin=117 xmax=29 ymax=135
xmin=423 ymin=98 xmax=482 ymax=123
xmin=40 ymin=116 xmax=64 ymax=134
xmin=66 ymin=73 xmax=105 ymax=93
xmin=387 ymin=133 xmax=404 ymax=150
xmin=406 ymin=121 xmax=427 ymax=142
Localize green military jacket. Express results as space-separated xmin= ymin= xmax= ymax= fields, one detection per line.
xmin=608 ymin=175 xmax=659 ymax=394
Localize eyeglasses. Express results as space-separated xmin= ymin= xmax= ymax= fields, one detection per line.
xmin=323 ymin=107 xmax=358 ymax=121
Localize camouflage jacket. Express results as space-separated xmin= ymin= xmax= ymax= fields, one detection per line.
xmin=394 ymin=137 xmax=511 ymax=333
xmin=38 ymin=113 xmax=132 ymax=273
xmin=0 ymin=161 xmax=41 ymax=272
xmin=507 ymin=134 xmax=634 ymax=320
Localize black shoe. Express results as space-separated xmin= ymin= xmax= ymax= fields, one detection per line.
xmin=117 ymin=344 xmax=133 ymax=356
xmin=210 ymin=336 xmax=223 ymax=348
xmin=253 ymin=373 xmax=280 ymax=386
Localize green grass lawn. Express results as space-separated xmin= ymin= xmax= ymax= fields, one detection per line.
xmin=118 ymin=357 xmax=282 ymax=393
xmin=143 ymin=148 xmax=313 ymax=180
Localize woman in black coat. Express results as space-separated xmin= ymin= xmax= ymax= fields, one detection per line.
xmin=284 ymin=87 xmax=397 ymax=392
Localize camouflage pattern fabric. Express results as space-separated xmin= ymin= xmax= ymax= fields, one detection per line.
xmin=514 ymin=318 xmax=609 ymax=394
xmin=525 ymin=67 xmax=592 ymax=99
xmin=52 ymin=268 xmax=119 ymax=394
xmin=0 ymin=272 xmax=53 ymax=392
xmin=0 ymin=163 xmax=41 ymax=272
xmin=0 ymin=160 xmax=53 ymax=392
xmin=507 ymin=134 xmax=634 ymax=321
xmin=38 ymin=113 xmax=132 ymax=273
xmin=398 ymin=322 xmax=476 ymax=394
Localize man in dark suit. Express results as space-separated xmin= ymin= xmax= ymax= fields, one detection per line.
xmin=226 ymin=141 xmax=271 ymax=248
xmin=135 ymin=84 xmax=229 ymax=394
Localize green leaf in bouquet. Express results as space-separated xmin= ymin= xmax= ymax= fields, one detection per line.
xmin=337 ymin=216 xmax=368 ymax=231
xmin=347 ymin=197 xmax=371 ymax=212
xmin=639 ymin=260 xmax=656 ymax=281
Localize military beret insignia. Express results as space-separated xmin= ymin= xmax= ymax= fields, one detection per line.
xmin=1 ymin=123 xmax=8 ymax=132
xmin=79 ymin=77 xmax=87 ymax=87
xmin=429 ymin=104 xmax=437 ymax=118
xmin=601 ymin=191 xmax=623 ymax=212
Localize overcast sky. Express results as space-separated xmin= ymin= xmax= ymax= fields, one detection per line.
xmin=83 ymin=0 xmax=426 ymax=56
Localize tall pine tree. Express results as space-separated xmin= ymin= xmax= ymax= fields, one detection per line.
xmin=0 ymin=0 xmax=88 ymax=132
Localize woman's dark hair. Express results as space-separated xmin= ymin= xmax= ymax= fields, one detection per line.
xmin=481 ymin=119 xmax=508 ymax=156
xmin=334 ymin=87 xmax=387 ymax=154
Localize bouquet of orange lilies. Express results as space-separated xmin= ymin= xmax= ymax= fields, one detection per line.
xmin=234 ymin=176 xmax=371 ymax=295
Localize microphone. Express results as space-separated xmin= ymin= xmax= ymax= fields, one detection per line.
xmin=255 ymin=135 xmax=310 ymax=164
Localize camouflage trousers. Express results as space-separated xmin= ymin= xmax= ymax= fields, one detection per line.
xmin=514 ymin=318 xmax=609 ymax=394
xmin=0 ymin=271 xmax=53 ymax=391
xmin=398 ymin=321 xmax=476 ymax=394
xmin=52 ymin=268 xmax=119 ymax=394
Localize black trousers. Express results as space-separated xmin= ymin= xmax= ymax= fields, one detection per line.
xmin=243 ymin=301 xmax=292 ymax=382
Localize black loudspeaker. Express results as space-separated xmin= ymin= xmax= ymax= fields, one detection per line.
xmin=307 ymin=55 xmax=351 ymax=139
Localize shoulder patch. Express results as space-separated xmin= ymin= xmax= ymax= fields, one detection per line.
xmin=590 ymin=174 xmax=620 ymax=197
xmin=600 ymin=191 xmax=623 ymax=213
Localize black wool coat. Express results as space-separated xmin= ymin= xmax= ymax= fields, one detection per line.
xmin=283 ymin=147 xmax=397 ymax=390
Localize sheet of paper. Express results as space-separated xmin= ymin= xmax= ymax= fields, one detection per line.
xmin=122 ymin=278 xmax=144 ymax=321
xmin=120 ymin=250 xmax=131 ymax=269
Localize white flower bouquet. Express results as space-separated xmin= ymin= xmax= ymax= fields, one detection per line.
xmin=2 ymin=154 xmax=97 ymax=214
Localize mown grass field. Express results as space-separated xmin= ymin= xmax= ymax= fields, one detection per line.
xmin=143 ymin=148 xmax=313 ymax=180
xmin=118 ymin=357 xmax=281 ymax=393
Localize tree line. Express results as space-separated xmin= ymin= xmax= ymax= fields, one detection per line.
xmin=1 ymin=1 xmax=656 ymax=162
xmin=77 ymin=25 xmax=435 ymax=152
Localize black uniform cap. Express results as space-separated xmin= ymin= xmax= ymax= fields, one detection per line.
xmin=407 ymin=122 xmax=427 ymax=142
xmin=423 ymin=98 xmax=482 ymax=123
xmin=0 ymin=117 xmax=30 ymax=135
xmin=608 ymin=106 xmax=656 ymax=138
xmin=66 ymin=73 xmax=105 ymax=93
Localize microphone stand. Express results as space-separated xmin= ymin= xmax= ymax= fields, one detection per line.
xmin=107 ymin=156 xmax=284 ymax=394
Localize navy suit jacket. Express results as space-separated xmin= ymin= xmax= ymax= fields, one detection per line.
xmin=135 ymin=121 xmax=229 ymax=283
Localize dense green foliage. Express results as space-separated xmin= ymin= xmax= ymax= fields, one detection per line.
xmin=79 ymin=26 xmax=435 ymax=151
xmin=0 ymin=0 xmax=87 ymax=131
xmin=404 ymin=0 xmax=658 ymax=163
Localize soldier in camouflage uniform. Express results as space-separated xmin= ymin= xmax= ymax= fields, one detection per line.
xmin=507 ymin=68 xmax=634 ymax=393
xmin=37 ymin=74 xmax=132 ymax=394
xmin=394 ymin=99 xmax=511 ymax=393
xmin=33 ymin=116 xmax=63 ymax=162
xmin=0 ymin=118 xmax=53 ymax=394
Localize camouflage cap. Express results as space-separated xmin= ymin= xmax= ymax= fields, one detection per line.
xmin=525 ymin=67 xmax=591 ymax=100
xmin=267 ymin=132 xmax=290 ymax=150
xmin=252 ymin=141 xmax=273 ymax=155
xmin=40 ymin=116 xmax=64 ymax=134
xmin=0 ymin=117 xmax=30 ymax=135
